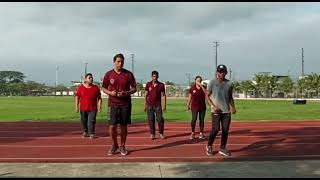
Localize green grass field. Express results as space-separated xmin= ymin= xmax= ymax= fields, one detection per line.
xmin=0 ymin=96 xmax=319 ymax=122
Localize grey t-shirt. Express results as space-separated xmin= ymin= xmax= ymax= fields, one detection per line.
xmin=207 ymin=78 xmax=233 ymax=113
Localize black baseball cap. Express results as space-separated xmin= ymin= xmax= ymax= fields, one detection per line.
xmin=216 ymin=64 xmax=227 ymax=72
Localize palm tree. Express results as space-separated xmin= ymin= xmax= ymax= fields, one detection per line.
xmin=305 ymin=73 xmax=320 ymax=98
xmin=240 ymin=80 xmax=255 ymax=98
xmin=278 ymin=77 xmax=294 ymax=98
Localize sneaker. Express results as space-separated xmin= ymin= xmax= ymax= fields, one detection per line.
xmin=89 ymin=134 xmax=96 ymax=139
xmin=190 ymin=133 xmax=195 ymax=139
xmin=206 ymin=145 xmax=213 ymax=156
xmin=82 ymin=132 xmax=88 ymax=138
xmin=119 ymin=146 xmax=128 ymax=156
xmin=219 ymin=148 xmax=231 ymax=157
xmin=150 ymin=134 xmax=155 ymax=140
xmin=159 ymin=134 xmax=166 ymax=139
xmin=107 ymin=144 xmax=119 ymax=156
xmin=199 ymin=133 xmax=205 ymax=139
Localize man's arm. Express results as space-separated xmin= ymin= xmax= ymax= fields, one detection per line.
xmin=144 ymin=90 xmax=148 ymax=112
xmin=161 ymin=91 xmax=167 ymax=112
xmin=187 ymin=93 xmax=192 ymax=111
xmin=75 ymin=96 xmax=80 ymax=113
xmin=97 ymin=93 xmax=102 ymax=112
xmin=229 ymin=84 xmax=236 ymax=114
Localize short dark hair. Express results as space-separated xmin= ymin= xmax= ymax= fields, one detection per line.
xmin=85 ymin=73 xmax=92 ymax=78
xmin=151 ymin=71 xmax=159 ymax=77
xmin=113 ymin=53 xmax=125 ymax=62
xmin=195 ymin=75 xmax=202 ymax=81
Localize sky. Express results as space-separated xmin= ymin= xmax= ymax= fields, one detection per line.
xmin=0 ymin=2 xmax=319 ymax=86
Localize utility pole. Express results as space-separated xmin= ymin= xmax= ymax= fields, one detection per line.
xmin=213 ymin=41 xmax=220 ymax=69
xmin=229 ymin=67 xmax=232 ymax=80
xmin=301 ymin=48 xmax=304 ymax=77
xmin=131 ymin=53 xmax=134 ymax=75
xmin=84 ymin=61 xmax=88 ymax=75
xmin=55 ymin=65 xmax=59 ymax=87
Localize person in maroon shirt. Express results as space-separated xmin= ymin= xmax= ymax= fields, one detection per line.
xmin=187 ymin=76 xmax=207 ymax=140
xmin=75 ymin=73 xmax=102 ymax=139
xmin=144 ymin=71 xmax=167 ymax=140
xmin=102 ymin=53 xmax=137 ymax=156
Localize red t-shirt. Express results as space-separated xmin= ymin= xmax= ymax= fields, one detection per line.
xmin=75 ymin=84 xmax=101 ymax=111
xmin=145 ymin=81 xmax=165 ymax=106
xmin=102 ymin=69 xmax=136 ymax=107
xmin=189 ymin=85 xmax=206 ymax=112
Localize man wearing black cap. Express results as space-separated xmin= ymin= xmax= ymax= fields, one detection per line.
xmin=144 ymin=71 xmax=167 ymax=139
xmin=205 ymin=64 xmax=236 ymax=156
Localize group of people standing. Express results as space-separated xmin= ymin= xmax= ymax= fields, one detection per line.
xmin=75 ymin=53 xmax=236 ymax=157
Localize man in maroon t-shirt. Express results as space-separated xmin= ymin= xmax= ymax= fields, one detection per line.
xmin=187 ymin=75 xmax=207 ymax=140
xmin=75 ymin=73 xmax=102 ymax=139
xmin=102 ymin=53 xmax=137 ymax=156
xmin=144 ymin=71 xmax=167 ymax=140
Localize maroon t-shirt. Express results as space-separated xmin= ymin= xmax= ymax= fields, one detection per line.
xmin=75 ymin=84 xmax=101 ymax=111
xmin=189 ymin=85 xmax=206 ymax=112
xmin=145 ymin=81 xmax=165 ymax=106
xmin=102 ymin=69 xmax=136 ymax=107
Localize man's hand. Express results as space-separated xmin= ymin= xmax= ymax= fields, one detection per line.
xmin=75 ymin=107 xmax=79 ymax=113
xmin=230 ymin=106 xmax=236 ymax=114
xmin=117 ymin=91 xmax=129 ymax=97
xmin=162 ymin=106 xmax=166 ymax=112
xmin=187 ymin=105 xmax=191 ymax=111
xmin=109 ymin=90 xmax=117 ymax=97
xmin=144 ymin=106 xmax=147 ymax=112
xmin=211 ymin=105 xmax=222 ymax=113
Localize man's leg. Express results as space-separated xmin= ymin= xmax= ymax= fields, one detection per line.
xmin=80 ymin=111 xmax=89 ymax=137
xmin=107 ymin=107 xmax=119 ymax=156
xmin=206 ymin=113 xmax=221 ymax=156
xmin=219 ymin=113 xmax=232 ymax=156
xmin=155 ymin=105 xmax=165 ymax=139
xmin=119 ymin=106 xmax=131 ymax=155
xmin=147 ymin=106 xmax=156 ymax=138
xmin=88 ymin=110 xmax=97 ymax=138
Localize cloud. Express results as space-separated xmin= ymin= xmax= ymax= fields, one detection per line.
xmin=0 ymin=2 xmax=319 ymax=85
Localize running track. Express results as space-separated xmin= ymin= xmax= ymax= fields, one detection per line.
xmin=0 ymin=121 xmax=320 ymax=163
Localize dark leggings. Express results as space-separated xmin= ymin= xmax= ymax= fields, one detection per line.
xmin=207 ymin=113 xmax=231 ymax=149
xmin=191 ymin=111 xmax=206 ymax=133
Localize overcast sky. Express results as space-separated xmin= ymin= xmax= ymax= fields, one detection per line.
xmin=0 ymin=2 xmax=319 ymax=86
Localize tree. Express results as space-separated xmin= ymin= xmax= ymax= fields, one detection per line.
xmin=305 ymin=73 xmax=320 ymax=98
xmin=240 ymin=80 xmax=255 ymax=98
xmin=165 ymin=81 xmax=175 ymax=86
xmin=278 ymin=77 xmax=294 ymax=98
xmin=0 ymin=71 xmax=25 ymax=83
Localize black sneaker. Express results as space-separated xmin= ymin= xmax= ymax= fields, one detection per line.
xmin=119 ymin=146 xmax=128 ymax=156
xmin=107 ymin=144 xmax=119 ymax=156
xmin=219 ymin=148 xmax=231 ymax=157
xmin=206 ymin=145 xmax=213 ymax=156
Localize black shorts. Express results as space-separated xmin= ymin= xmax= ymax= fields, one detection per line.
xmin=108 ymin=104 xmax=131 ymax=125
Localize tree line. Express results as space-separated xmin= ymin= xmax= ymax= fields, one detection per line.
xmin=1 ymin=70 xmax=320 ymax=98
